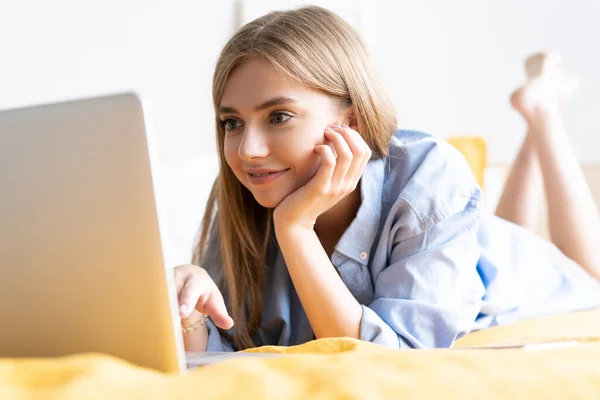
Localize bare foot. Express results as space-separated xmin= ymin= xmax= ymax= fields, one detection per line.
xmin=524 ymin=51 xmax=562 ymax=79
xmin=510 ymin=51 xmax=580 ymax=123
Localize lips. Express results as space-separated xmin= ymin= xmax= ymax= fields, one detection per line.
xmin=246 ymin=168 xmax=289 ymax=185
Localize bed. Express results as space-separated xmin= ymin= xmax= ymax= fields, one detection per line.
xmin=1 ymin=308 xmax=599 ymax=399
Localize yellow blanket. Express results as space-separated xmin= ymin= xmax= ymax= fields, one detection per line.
xmin=2 ymin=309 xmax=599 ymax=399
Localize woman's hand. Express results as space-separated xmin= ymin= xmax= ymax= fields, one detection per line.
xmin=273 ymin=125 xmax=372 ymax=229
xmin=174 ymin=264 xmax=234 ymax=330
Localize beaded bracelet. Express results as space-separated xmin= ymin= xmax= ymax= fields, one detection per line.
xmin=181 ymin=313 xmax=209 ymax=334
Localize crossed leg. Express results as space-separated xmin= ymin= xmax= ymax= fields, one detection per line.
xmin=495 ymin=52 xmax=600 ymax=279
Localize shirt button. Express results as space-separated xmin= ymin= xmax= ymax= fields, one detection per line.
xmin=359 ymin=251 xmax=368 ymax=260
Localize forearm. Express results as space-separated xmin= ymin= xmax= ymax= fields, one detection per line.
xmin=274 ymin=223 xmax=363 ymax=339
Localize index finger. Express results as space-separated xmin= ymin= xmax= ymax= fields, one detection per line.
xmin=197 ymin=284 xmax=234 ymax=330
xmin=332 ymin=125 xmax=369 ymax=157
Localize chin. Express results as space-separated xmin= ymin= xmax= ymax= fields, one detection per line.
xmin=248 ymin=187 xmax=290 ymax=209
xmin=252 ymin=194 xmax=284 ymax=209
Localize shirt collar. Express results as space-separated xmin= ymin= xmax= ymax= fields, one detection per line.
xmin=334 ymin=156 xmax=385 ymax=265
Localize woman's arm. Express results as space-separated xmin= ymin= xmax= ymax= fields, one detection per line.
xmin=273 ymin=125 xmax=486 ymax=348
xmin=275 ymin=193 xmax=484 ymax=348
xmin=274 ymin=223 xmax=363 ymax=339
xmin=272 ymin=125 xmax=371 ymax=339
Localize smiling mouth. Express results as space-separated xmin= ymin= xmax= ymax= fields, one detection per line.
xmin=246 ymin=169 xmax=290 ymax=185
xmin=249 ymin=172 xmax=276 ymax=177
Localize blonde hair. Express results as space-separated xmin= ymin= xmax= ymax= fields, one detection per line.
xmin=193 ymin=5 xmax=397 ymax=349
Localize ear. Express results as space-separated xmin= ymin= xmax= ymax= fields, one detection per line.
xmin=344 ymin=106 xmax=358 ymax=131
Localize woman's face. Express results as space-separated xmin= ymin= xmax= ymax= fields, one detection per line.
xmin=220 ymin=57 xmax=348 ymax=208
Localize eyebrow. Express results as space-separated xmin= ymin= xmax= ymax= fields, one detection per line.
xmin=218 ymin=96 xmax=298 ymax=115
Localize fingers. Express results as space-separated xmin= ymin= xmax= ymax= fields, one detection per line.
xmin=311 ymin=143 xmax=337 ymax=193
xmin=322 ymin=126 xmax=371 ymax=189
xmin=174 ymin=265 xmax=188 ymax=294
xmin=332 ymin=125 xmax=372 ymax=182
xmin=175 ymin=265 xmax=234 ymax=330
xmin=178 ymin=276 xmax=206 ymax=318
xmin=199 ymin=287 xmax=234 ymax=330
xmin=324 ymin=127 xmax=353 ymax=184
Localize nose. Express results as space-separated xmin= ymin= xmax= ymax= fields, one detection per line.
xmin=238 ymin=125 xmax=270 ymax=161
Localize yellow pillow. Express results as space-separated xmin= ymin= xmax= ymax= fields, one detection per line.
xmin=446 ymin=136 xmax=486 ymax=190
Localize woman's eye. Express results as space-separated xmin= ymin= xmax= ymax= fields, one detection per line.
xmin=270 ymin=111 xmax=293 ymax=124
xmin=221 ymin=118 xmax=241 ymax=131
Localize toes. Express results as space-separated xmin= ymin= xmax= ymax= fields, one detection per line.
xmin=514 ymin=51 xmax=580 ymax=117
xmin=525 ymin=51 xmax=563 ymax=79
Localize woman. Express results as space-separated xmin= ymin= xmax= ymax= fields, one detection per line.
xmin=174 ymin=6 xmax=600 ymax=352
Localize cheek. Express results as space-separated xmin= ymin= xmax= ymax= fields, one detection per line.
xmin=281 ymin=128 xmax=324 ymax=187
xmin=290 ymin=157 xmax=320 ymax=192
xmin=276 ymin=120 xmax=324 ymax=159
xmin=223 ymin=137 xmax=242 ymax=177
xmin=288 ymin=120 xmax=326 ymax=149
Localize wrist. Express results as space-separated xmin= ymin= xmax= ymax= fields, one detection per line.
xmin=181 ymin=310 xmax=209 ymax=335
xmin=273 ymin=219 xmax=315 ymax=235
xmin=181 ymin=313 xmax=209 ymax=352
xmin=273 ymin=205 xmax=317 ymax=230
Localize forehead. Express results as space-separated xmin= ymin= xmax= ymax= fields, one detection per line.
xmin=220 ymin=57 xmax=329 ymax=110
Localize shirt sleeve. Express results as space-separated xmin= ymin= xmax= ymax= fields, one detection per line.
xmin=205 ymin=319 xmax=235 ymax=352
xmin=359 ymin=191 xmax=485 ymax=349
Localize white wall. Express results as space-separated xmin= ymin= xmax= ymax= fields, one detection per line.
xmin=2 ymin=0 xmax=600 ymax=266
xmin=0 ymin=0 xmax=235 ymax=266
xmin=372 ymin=0 xmax=600 ymax=165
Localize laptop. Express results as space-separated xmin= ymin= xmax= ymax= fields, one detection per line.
xmin=0 ymin=93 xmax=278 ymax=373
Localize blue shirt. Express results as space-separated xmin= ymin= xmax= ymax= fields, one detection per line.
xmin=202 ymin=129 xmax=600 ymax=351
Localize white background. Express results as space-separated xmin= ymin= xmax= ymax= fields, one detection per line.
xmin=2 ymin=0 xmax=599 ymax=266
